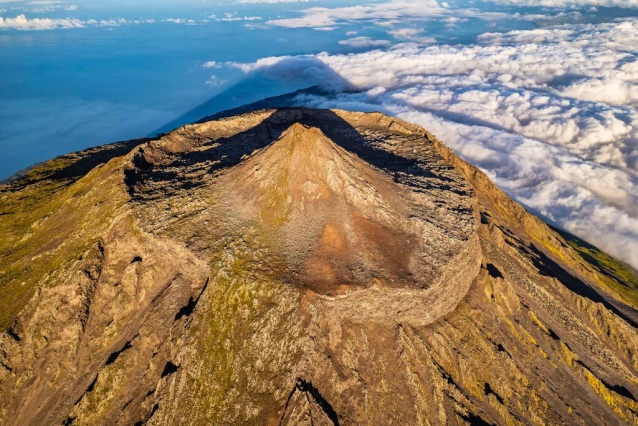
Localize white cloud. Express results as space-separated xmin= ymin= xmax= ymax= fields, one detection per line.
xmin=442 ymin=16 xmax=468 ymax=26
xmin=489 ymin=0 xmax=638 ymax=8
xmin=264 ymin=0 xmax=518 ymax=30
xmin=478 ymin=19 xmax=638 ymax=50
xmin=209 ymin=13 xmax=262 ymax=22
xmin=388 ymin=28 xmax=436 ymax=43
xmin=205 ymin=75 xmax=227 ymax=87
xmin=203 ymin=61 xmax=222 ymax=69
xmin=338 ymin=36 xmax=391 ymax=47
xmin=226 ymin=18 xmax=638 ymax=269
xmin=0 ymin=13 xmax=157 ymax=30
xmin=164 ymin=18 xmax=196 ymax=25
xmin=266 ymin=0 xmax=450 ymax=29
xmin=244 ymin=22 xmax=271 ymax=29
xmin=260 ymin=0 xmax=615 ymax=31
xmin=13 ymin=2 xmax=78 ymax=13
xmin=0 ymin=13 xmax=83 ymax=29
xmin=236 ymin=0 xmax=310 ymax=3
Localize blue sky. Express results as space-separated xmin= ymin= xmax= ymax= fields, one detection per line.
xmin=1 ymin=0 xmax=637 ymax=268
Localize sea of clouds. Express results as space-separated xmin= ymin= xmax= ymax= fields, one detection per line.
xmin=226 ymin=16 xmax=638 ymax=269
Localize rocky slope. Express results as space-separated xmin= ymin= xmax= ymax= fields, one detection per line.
xmin=1 ymin=108 xmax=638 ymax=425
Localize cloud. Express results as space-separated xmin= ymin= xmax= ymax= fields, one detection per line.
xmin=477 ymin=20 xmax=638 ymax=106
xmin=388 ymin=28 xmax=436 ymax=43
xmin=442 ymin=16 xmax=468 ymax=26
xmin=205 ymin=75 xmax=227 ymax=87
xmin=266 ymin=0 xmax=450 ymax=29
xmin=260 ymin=0 xmax=612 ymax=32
xmin=226 ymin=18 xmax=638 ymax=269
xmin=338 ymin=36 xmax=391 ymax=48
xmin=264 ymin=0 xmax=518 ymax=30
xmin=209 ymin=13 xmax=262 ymax=22
xmin=478 ymin=19 xmax=638 ymax=50
xmin=0 ymin=13 xmax=83 ymax=29
xmin=236 ymin=0 xmax=310 ymax=3
xmin=12 ymin=1 xmax=78 ymax=13
xmin=164 ymin=18 xmax=196 ymax=25
xmin=489 ymin=0 xmax=638 ymax=8
xmin=0 ymin=14 xmax=156 ymax=30
xmin=203 ymin=61 xmax=222 ymax=69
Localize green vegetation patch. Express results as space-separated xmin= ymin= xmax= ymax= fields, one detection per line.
xmin=177 ymin=229 xmax=301 ymax=424
xmin=0 ymin=154 xmax=130 ymax=330
xmin=555 ymin=228 xmax=638 ymax=307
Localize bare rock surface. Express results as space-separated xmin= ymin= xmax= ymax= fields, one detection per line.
xmin=1 ymin=108 xmax=638 ymax=425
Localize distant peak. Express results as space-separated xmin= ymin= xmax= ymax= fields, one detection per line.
xmin=285 ymin=122 xmax=312 ymax=133
xmin=275 ymin=122 xmax=333 ymax=149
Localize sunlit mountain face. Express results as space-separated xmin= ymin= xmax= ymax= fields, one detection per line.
xmin=1 ymin=0 xmax=637 ymax=268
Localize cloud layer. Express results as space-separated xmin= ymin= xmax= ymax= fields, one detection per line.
xmin=0 ymin=13 xmax=83 ymax=30
xmin=263 ymin=0 xmax=566 ymax=30
xmin=491 ymin=0 xmax=638 ymax=8
xmin=266 ymin=0 xmax=452 ymax=29
xmin=228 ymin=19 xmax=638 ymax=269
xmin=338 ymin=36 xmax=391 ymax=48
xmin=0 ymin=14 xmax=155 ymax=30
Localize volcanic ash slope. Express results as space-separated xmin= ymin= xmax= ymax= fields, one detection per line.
xmin=1 ymin=108 xmax=638 ymax=425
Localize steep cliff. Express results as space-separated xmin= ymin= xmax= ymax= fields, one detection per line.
xmin=1 ymin=108 xmax=637 ymax=425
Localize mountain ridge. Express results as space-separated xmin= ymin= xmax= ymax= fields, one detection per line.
xmin=0 ymin=108 xmax=637 ymax=425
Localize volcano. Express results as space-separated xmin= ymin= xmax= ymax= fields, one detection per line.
xmin=0 ymin=108 xmax=637 ymax=425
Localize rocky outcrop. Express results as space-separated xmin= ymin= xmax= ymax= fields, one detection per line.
xmin=0 ymin=108 xmax=637 ymax=425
